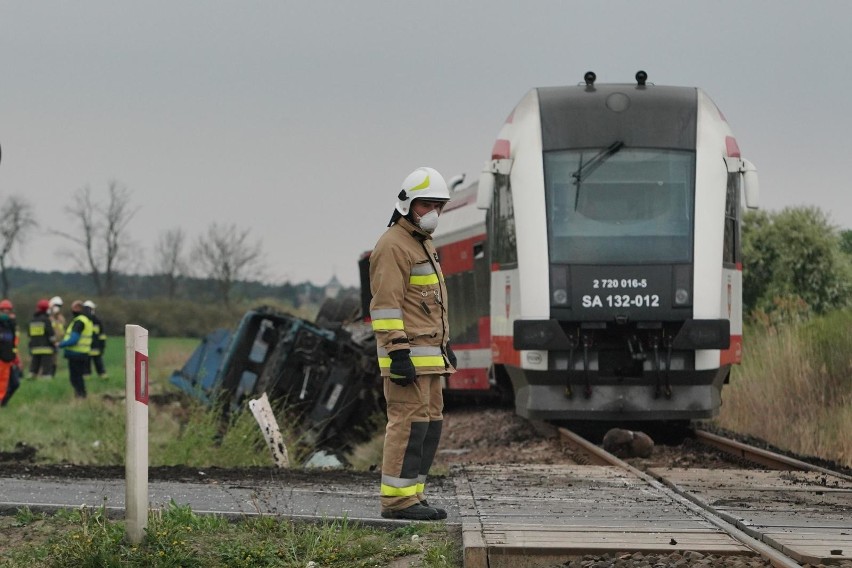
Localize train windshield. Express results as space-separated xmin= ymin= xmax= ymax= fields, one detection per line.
xmin=544 ymin=148 xmax=695 ymax=264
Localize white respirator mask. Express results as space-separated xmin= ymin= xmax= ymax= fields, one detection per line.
xmin=417 ymin=210 xmax=439 ymax=234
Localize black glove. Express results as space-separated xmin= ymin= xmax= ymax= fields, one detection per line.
xmin=446 ymin=344 xmax=457 ymax=369
xmin=388 ymin=349 xmax=416 ymax=386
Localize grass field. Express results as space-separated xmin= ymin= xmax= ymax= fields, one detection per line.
xmin=2 ymin=335 xmax=287 ymax=467
xmin=716 ymin=309 xmax=852 ymax=468
xmin=4 ymin=336 xmax=195 ymax=465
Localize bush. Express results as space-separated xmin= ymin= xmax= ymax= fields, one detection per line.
xmin=742 ymin=207 xmax=852 ymax=315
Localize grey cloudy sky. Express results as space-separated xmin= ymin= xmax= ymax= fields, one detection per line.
xmin=1 ymin=1 xmax=850 ymax=287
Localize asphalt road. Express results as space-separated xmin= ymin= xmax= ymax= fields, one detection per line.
xmin=0 ymin=467 xmax=460 ymax=527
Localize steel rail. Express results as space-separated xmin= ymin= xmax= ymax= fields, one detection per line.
xmin=695 ymin=429 xmax=852 ymax=481
xmin=557 ymin=427 xmax=803 ymax=568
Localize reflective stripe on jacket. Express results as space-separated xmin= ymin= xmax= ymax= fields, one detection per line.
xmin=28 ymin=313 xmax=55 ymax=355
xmin=89 ymin=315 xmax=106 ymax=356
xmin=369 ymin=216 xmax=455 ymax=377
xmin=63 ymin=314 xmax=93 ymax=355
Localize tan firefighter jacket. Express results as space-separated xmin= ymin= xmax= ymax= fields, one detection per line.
xmin=369 ymin=216 xmax=456 ymax=377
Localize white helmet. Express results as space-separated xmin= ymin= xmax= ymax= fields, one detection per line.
xmin=49 ymin=296 xmax=63 ymax=308
xmin=395 ymin=167 xmax=450 ymax=216
xmin=83 ymin=300 xmax=97 ymax=309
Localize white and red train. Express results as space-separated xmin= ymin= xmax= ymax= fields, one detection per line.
xmin=362 ymin=72 xmax=759 ymax=422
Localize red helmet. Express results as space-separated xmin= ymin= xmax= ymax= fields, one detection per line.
xmin=0 ymin=299 xmax=13 ymax=311
xmin=37 ymin=299 xmax=50 ymax=312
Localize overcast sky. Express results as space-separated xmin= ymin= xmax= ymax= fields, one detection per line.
xmin=2 ymin=1 xmax=850 ymax=287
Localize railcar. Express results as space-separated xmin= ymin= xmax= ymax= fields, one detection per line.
xmin=421 ymin=72 xmax=760 ymax=423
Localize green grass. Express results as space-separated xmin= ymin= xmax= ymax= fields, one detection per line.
xmin=3 ymin=337 xmax=221 ymax=465
xmin=715 ymin=309 xmax=852 ymax=467
xmin=5 ymin=336 xmax=300 ymax=467
xmin=1 ymin=503 xmax=461 ymax=567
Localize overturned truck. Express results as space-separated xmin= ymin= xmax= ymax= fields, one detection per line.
xmin=170 ymin=298 xmax=382 ymax=450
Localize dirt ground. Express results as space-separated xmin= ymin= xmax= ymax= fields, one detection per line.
xmin=1 ymin=401 xmax=848 ymax=481
xmin=0 ymin=404 xmax=562 ymax=482
xmin=433 ymin=406 xmax=570 ymax=468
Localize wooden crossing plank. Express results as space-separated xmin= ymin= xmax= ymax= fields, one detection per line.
xmin=481 ymin=531 xmax=749 ymax=549
xmin=652 ymin=466 xmax=852 ymax=564
xmin=455 ymin=464 xmax=753 ymax=566
xmin=656 ymin=468 xmax=852 ymax=490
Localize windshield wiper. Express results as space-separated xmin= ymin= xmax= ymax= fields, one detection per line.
xmin=572 ymin=140 xmax=624 ymax=210
xmin=571 ymin=141 xmax=625 ymax=186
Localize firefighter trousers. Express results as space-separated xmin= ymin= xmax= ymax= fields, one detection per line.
xmin=380 ymin=374 xmax=443 ymax=512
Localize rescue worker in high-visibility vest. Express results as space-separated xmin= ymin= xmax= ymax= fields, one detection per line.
xmin=0 ymin=299 xmax=22 ymax=407
xmin=27 ymin=299 xmax=56 ymax=379
xmin=58 ymin=300 xmax=93 ymax=398
xmin=369 ymin=167 xmax=457 ymax=521
xmin=82 ymin=300 xmax=108 ymax=379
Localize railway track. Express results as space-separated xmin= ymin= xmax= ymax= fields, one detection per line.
xmin=692 ymin=429 xmax=852 ymax=481
xmin=457 ymin=426 xmax=852 ymax=568
xmin=558 ymin=426 xmax=851 ymax=566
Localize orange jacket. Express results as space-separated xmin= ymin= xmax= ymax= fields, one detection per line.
xmin=369 ymin=216 xmax=455 ymax=377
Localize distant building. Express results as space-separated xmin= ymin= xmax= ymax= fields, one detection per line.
xmin=324 ymin=275 xmax=342 ymax=299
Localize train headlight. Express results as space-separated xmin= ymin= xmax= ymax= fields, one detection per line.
xmin=550 ymin=265 xmax=570 ymax=307
xmin=673 ymin=265 xmax=692 ymax=307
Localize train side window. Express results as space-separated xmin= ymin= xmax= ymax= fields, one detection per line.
xmin=473 ymin=242 xmax=485 ymax=260
xmin=723 ymin=173 xmax=741 ymax=266
xmin=491 ymin=174 xmax=518 ymax=267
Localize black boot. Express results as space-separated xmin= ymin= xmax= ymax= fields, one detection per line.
xmin=381 ymin=503 xmax=442 ymax=521
xmin=420 ymin=500 xmax=447 ymax=520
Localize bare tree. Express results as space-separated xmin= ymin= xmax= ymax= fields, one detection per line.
xmin=192 ymin=222 xmax=264 ymax=306
xmin=54 ymin=181 xmax=138 ymax=296
xmin=152 ymin=227 xmax=188 ymax=299
xmin=0 ymin=196 xmax=38 ymax=297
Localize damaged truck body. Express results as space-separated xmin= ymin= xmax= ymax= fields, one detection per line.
xmin=169 ymin=299 xmax=382 ymax=450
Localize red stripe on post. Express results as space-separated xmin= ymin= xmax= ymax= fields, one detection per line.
xmin=134 ymin=351 xmax=149 ymax=405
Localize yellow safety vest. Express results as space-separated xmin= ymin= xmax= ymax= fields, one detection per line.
xmin=63 ymin=315 xmax=93 ymax=355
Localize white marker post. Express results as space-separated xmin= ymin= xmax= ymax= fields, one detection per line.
xmin=248 ymin=393 xmax=290 ymax=468
xmin=125 ymin=325 xmax=149 ymax=544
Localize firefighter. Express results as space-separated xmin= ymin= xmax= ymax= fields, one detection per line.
xmin=57 ymin=300 xmax=93 ymax=398
xmin=27 ymin=299 xmax=56 ymax=379
xmin=83 ymin=300 xmax=108 ymax=379
xmin=48 ymin=296 xmax=65 ymax=376
xmin=369 ymin=167 xmax=457 ymax=521
xmin=0 ymin=299 xmax=22 ymax=407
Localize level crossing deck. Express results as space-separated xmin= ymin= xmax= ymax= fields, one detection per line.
xmin=654 ymin=467 xmax=852 ymax=565
xmin=4 ymin=464 xmax=844 ymax=566
xmin=455 ymin=464 xmax=752 ymax=568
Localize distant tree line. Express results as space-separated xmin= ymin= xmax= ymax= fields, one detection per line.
xmin=6 ymin=267 xmax=338 ymax=307
xmin=0 ymin=180 xmax=339 ymax=306
xmin=6 ymin=272 xmax=355 ymax=338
